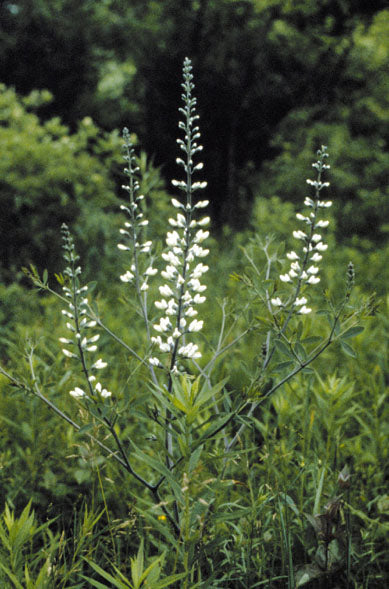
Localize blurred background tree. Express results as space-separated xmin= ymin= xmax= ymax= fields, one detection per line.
xmin=0 ymin=0 xmax=388 ymax=280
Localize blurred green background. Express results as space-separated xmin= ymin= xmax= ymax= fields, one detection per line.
xmin=0 ymin=0 xmax=388 ymax=285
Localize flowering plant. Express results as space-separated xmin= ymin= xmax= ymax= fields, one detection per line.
xmin=0 ymin=57 xmax=367 ymax=585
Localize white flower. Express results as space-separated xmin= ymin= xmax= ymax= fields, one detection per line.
xmin=93 ymin=359 xmax=108 ymax=369
xmin=154 ymin=317 xmax=171 ymax=333
xmin=192 ymin=181 xmax=208 ymax=190
xmin=307 ymin=275 xmax=320 ymax=284
xmin=178 ymin=342 xmax=201 ymax=359
xmin=160 ymin=341 xmax=172 ymax=352
xmin=171 ymin=198 xmax=183 ymax=209
xmin=140 ymin=282 xmax=149 ymax=291
xmin=299 ymin=305 xmax=312 ymax=314
xmin=144 ymin=266 xmax=158 ymax=276
xmin=197 ymin=216 xmax=210 ymax=226
xmin=307 ymin=265 xmax=319 ymax=275
xmin=296 ymin=213 xmax=310 ymax=223
xmin=62 ymin=349 xmax=76 ymax=358
xmin=193 ymin=293 xmax=206 ymax=304
xmin=191 ymin=263 xmax=209 ymax=278
xmin=315 ymin=242 xmax=328 ymax=251
xmin=280 ymin=274 xmax=292 ymax=283
xmin=271 ymin=297 xmax=283 ymax=307
xmin=161 ymin=267 xmax=177 ymax=280
xmin=310 ymin=253 xmax=322 ymax=262
xmin=166 ymin=231 xmax=180 ymax=247
xmin=304 ymin=197 xmax=315 ymax=207
xmin=120 ymin=271 xmax=134 ymax=282
xmin=293 ymin=230 xmax=307 ymax=240
xmin=188 ymin=319 xmax=203 ymax=332
xmin=162 ymin=251 xmax=180 ymax=266
xmin=311 ymin=234 xmax=322 ymax=242
xmin=140 ymin=241 xmax=152 ymax=253
xmin=95 ymin=382 xmax=112 ymax=398
xmin=191 ymin=244 xmax=209 ymax=257
xmin=286 ymin=251 xmax=299 ymax=260
xmin=193 ymin=230 xmax=209 ymax=244
xmin=159 ymin=284 xmax=174 ymax=297
xmin=149 ymin=357 xmax=161 ymax=366
xmin=117 ymin=244 xmax=130 ymax=251
xmin=69 ymin=387 xmax=86 ymax=398
xmin=155 ymin=299 xmax=168 ymax=310
xmin=188 ymin=278 xmax=206 ymax=292
xmin=195 ymin=200 xmax=209 ymax=208
xmin=171 ymin=179 xmax=186 ymax=189
xmin=294 ymin=297 xmax=308 ymax=306
xmin=315 ymin=220 xmax=330 ymax=228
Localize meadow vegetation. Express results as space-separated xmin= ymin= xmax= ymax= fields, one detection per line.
xmin=0 ymin=2 xmax=388 ymax=587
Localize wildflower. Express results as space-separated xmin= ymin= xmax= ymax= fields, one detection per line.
xmin=60 ymin=225 xmax=111 ymax=401
xmin=93 ymin=359 xmax=108 ymax=370
xmin=69 ymin=387 xmax=86 ymax=398
xmin=275 ymin=146 xmax=332 ymax=313
xmin=152 ymin=58 xmax=209 ymax=370
xmin=95 ymin=382 xmax=112 ymax=398
xmin=117 ymin=128 xmax=155 ymax=296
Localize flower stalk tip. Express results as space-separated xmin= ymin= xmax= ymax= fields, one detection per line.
xmin=273 ymin=146 xmax=332 ymax=314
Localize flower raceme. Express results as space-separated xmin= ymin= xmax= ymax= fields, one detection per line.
xmin=149 ymin=58 xmax=210 ymax=370
xmin=60 ymin=224 xmax=111 ymax=401
xmin=117 ymin=128 xmax=157 ymax=294
xmin=272 ymin=146 xmax=332 ymax=314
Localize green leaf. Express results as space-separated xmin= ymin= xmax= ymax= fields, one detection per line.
xmin=302 ymin=336 xmax=321 ymax=345
xmin=83 ymin=560 xmax=130 ymax=588
xmin=272 ymin=361 xmax=293 ymax=373
xmin=340 ymin=340 xmax=357 ymax=358
xmin=341 ymin=325 xmax=364 ymax=339
xmin=198 ymin=413 xmax=234 ymax=444
xmin=77 ymin=423 xmax=95 ymax=435
xmin=152 ymin=573 xmax=188 ymax=588
xmin=274 ymin=339 xmax=292 ymax=357
xmin=131 ymin=539 xmax=144 ymax=587
xmin=188 ymin=444 xmax=203 ymax=474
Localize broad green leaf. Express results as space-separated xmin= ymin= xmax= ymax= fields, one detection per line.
xmin=340 ymin=340 xmax=357 ymax=358
xmin=274 ymin=339 xmax=291 ymax=357
xmin=272 ymin=361 xmax=293 ymax=373
xmin=341 ymin=325 xmax=364 ymax=339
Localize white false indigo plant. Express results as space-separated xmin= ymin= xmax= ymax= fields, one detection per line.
xmin=0 ymin=58 xmax=366 ymax=568
xmin=150 ymin=57 xmax=209 ymax=372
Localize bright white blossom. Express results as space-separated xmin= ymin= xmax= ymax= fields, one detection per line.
xmin=117 ymin=128 xmax=156 ymax=295
xmin=152 ymin=58 xmax=209 ymax=370
xmin=276 ymin=146 xmax=332 ymax=314
xmin=69 ymin=387 xmax=86 ymax=398
xmin=60 ymin=224 xmax=110 ymax=402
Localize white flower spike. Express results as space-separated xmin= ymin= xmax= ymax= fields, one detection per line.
xmin=276 ymin=146 xmax=331 ymax=314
